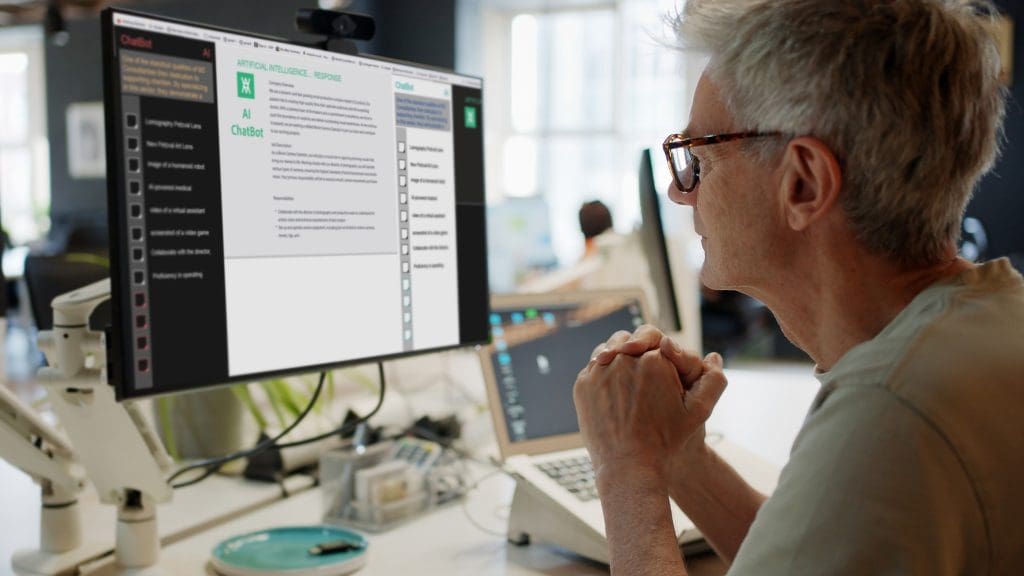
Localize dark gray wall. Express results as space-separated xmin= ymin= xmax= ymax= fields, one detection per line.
xmin=969 ymin=0 xmax=1024 ymax=268
xmin=45 ymin=0 xmax=456 ymax=233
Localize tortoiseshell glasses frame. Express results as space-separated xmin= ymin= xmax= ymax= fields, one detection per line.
xmin=662 ymin=131 xmax=782 ymax=194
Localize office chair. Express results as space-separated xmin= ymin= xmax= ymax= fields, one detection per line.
xmin=45 ymin=219 xmax=109 ymax=257
xmin=23 ymin=253 xmax=110 ymax=331
xmin=65 ymin=223 xmax=109 ymax=256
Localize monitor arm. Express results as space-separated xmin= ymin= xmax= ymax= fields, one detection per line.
xmin=36 ymin=278 xmax=110 ymax=379
xmin=36 ymin=278 xmax=175 ymax=575
xmin=0 ymin=384 xmax=86 ymax=558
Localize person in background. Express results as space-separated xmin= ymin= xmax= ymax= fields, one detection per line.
xmin=578 ymin=200 xmax=614 ymax=260
xmin=573 ymin=0 xmax=1024 ymax=574
xmin=521 ymin=199 xmax=655 ymax=300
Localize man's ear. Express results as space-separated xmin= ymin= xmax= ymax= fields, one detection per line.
xmin=778 ymin=137 xmax=842 ymax=231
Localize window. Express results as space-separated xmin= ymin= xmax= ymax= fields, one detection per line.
xmin=0 ymin=26 xmax=49 ymax=245
xmin=459 ymin=0 xmax=704 ymax=271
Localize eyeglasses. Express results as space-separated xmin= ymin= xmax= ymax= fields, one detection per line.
xmin=662 ymin=131 xmax=782 ymax=194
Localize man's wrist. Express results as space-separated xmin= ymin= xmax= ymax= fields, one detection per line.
xmin=669 ymin=439 xmax=715 ymax=487
xmin=595 ymin=458 xmax=669 ymax=497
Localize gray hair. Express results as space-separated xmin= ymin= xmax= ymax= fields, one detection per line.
xmin=672 ymin=0 xmax=1007 ymax=267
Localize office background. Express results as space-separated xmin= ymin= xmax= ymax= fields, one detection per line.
xmin=0 ymin=1 xmax=1019 ymax=573
xmin=0 ymin=0 xmax=1018 ymax=280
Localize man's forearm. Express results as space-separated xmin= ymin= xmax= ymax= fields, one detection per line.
xmin=597 ymin=466 xmax=689 ymax=576
xmin=670 ymin=444 xmax=767 ymax=563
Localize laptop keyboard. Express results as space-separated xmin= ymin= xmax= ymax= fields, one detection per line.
xmin=536 ymin=455 xmax=598 ymax=502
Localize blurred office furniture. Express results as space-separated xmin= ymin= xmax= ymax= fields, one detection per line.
xmin=700 ymin=289 xmax=812 ymax=362
xmin=65 ymin=223 xmax=109 ymax=256
xmin=22 ymin=252 xmax=110 ymax=331
xmin=46 ymin=218 xmax=109 ymax=257
xmin=700 ymin=288 xmax=765 ymax=360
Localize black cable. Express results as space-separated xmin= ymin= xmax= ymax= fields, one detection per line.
xmin=168 ymin=371 xmax=327 ymax=489
xmin=169 ymin=363 xmax=389 ymax=489
xmin=272 ymin=362 xmax=386 ymax=451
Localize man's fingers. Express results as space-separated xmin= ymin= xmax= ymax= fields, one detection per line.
xmin=658 ymin=336 xmax=705 ymax=385
xmin=613 ymin=324 xmax=665 ymax=357
xmin=593 ymin=330 xmax=634 ymax=364
xmin=685 ymin=358 xmax=728 ymax=422
xmin=704 ymin=351 xmax=724 ymax=369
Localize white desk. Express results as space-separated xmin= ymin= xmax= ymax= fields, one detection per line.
xmin=3 ymin=362 xmax=820 ymax=575
xmin=150 ymin=464 xmax=740 ymax=576
xmin=0 ymin=465 xmax=315 ymax=575
xmin=153 ymin=465 xmax=608 ymax=575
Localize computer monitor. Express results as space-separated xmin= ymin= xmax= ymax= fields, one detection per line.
xmin=102 ymin=9 xmax=489 ymax=399
xmin=638 ymin=148 xmax=682 ymax=333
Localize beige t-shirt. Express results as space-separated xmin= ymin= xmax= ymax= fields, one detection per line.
xmin=729 ymin=259 xmax=1024 ymax=575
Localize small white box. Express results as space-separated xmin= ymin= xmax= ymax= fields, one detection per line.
xmin=404 ymin=312 xmax=412 ymax=323
xmin=402 ymin=279 xmax=410 ymax=291
xmin=404 ymin=330 xmax=412 ymax=341
xmin=398 ymin=142 xmax=406 ymax=153
xmin=401 ymin=245 xmax=409 ymax=255
xmin=399 ymin=175 xmax=407 ymax=187
xmin=399 ymin=159 xmax=406 ymax=170
xmin=403 ymin=296 xmax=411 ymax=307
xmin=400 ymin=193 xmax=408 ymax=204
xmin=401 ymin=229 xmax=409 ymax=240
xmin=402 ymin=262 xmax=410 ymax=273
xmin=400 ymin=211 xmax=408 ymax=222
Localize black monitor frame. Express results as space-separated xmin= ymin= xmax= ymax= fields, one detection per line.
xmin=637 ymin=148 xmax=682 ymax=333
xmin=102 ymin=8 xmax=489 ymax=400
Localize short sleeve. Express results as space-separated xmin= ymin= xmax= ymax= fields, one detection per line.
xmin=727 ymin=386 xmax=986 ymax=575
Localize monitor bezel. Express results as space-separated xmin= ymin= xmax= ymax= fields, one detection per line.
xmin=102 ymin=7 xmax=488 ymax=400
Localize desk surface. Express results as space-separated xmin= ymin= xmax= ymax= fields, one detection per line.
xmin=3 ymin=361 xmax=819 ymax=575
xmin=143 ymin=466 xmax=728 ymax=576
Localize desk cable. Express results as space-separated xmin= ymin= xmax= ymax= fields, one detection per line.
xmin=168 ymin=363 xmax=388 ymax=489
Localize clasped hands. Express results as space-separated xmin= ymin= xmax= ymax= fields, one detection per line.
xmin=573 ymin=324 xmax=727 ymax=485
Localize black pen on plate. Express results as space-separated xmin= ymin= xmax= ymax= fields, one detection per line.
xmin=308 ymin=539 xmax=366 ymax=556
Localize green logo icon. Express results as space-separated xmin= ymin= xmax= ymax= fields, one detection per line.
xmin=237 ymin=72 xmax=255 ymax=99
xmin=464 ymin=105 xmax=477 ymax=129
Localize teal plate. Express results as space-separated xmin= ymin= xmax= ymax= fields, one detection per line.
xmin=211 ymin=525 xmax=368 ymax=576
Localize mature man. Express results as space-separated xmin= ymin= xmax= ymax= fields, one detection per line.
xmin=573 ymin=0 xmax=1024 ymax=574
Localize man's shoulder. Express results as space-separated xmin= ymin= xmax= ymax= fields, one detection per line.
xmin=886 ymin=258 xmax=1024 ymax=407
xmin=737 ymin=382 xmax=989 ymax=575
xmin=822 ymin=260 xmax=1024 ymax=463
xmin=806 ymin=263 xmax=1024 ymax=574
xmin=824 ymin=258 xmax=1024 ymax=406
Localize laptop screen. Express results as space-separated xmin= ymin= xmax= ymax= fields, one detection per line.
xmin=487 ymin=294 xmax=645 ymax=444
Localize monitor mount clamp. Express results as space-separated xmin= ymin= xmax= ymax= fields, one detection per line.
xmin=1 ymin=378 xmax=95 ymax=575
xmin=37 ymin=278 xmax=175 ymax=575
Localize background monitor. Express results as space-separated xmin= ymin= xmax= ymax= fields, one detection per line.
xmin=637 ymin=148 xmax=682 ymax=333
xmin=102 ymin=9 xmax=489 ymax=399
xmin=484 ymin=291 xmax=646 ymax=447
xmin=486 ymin=197 xmax=558 ymax=293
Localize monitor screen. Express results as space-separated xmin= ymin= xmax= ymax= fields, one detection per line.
xmin=638 ymin=148 xmax=682 ymax=333
xmin=487 ymin=294 xmax=644 ymax=443
xmin=102 ymin=9 xmax=489 ymax=399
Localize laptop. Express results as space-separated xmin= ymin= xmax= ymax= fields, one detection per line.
xmin=480 ymin=289 xmax=779 ymax=563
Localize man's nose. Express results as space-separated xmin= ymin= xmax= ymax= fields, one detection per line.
xmin=668 ymin=183 xmax=696 ymax=207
